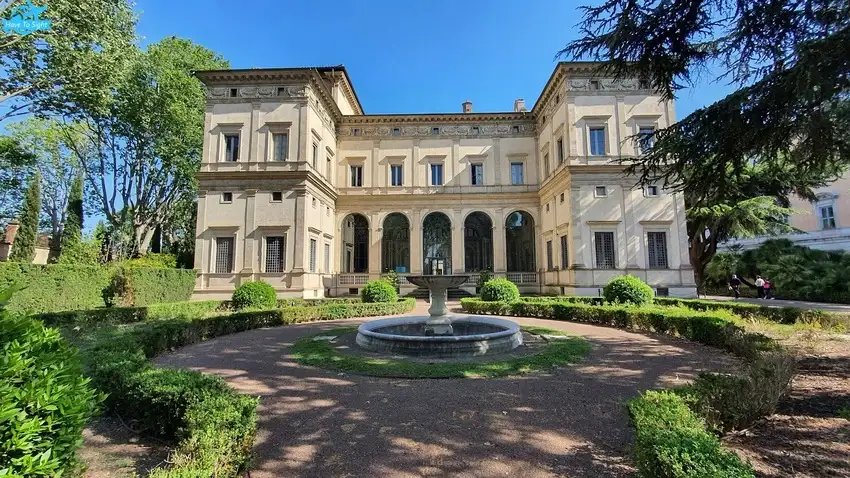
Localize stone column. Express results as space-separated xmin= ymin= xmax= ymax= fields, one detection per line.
xmin=249 ymin=102 xmax=261 ymax=167
xmin=570 ymin=187 xmax=587 ymax=268
xmin=410 ymin=210 xmax=422 ymax=273
xmin=291 ymin=192 xmax=306 ymax=273
xmin=493 ymin=208 xmax=506 ymax=272
xmin=493 ymin=138 xmax=502 ymax=185
xmin=451 ymin=210 xmax=463 ymax=273
xmin=193 ymin=191 xmax=208 ymax=289
xmin=623 ymin=186 xmax=640 ymax=269
xmin=369 ymin=214 xmax=382 ymax=276
xmin=241 ymin=189 xmax=257 ymax=275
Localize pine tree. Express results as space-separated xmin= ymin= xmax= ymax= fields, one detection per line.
xmin=9 ymin=171 xmax=41 ymax=262
xmin=59 ymin=174 xmax=84 ymax=255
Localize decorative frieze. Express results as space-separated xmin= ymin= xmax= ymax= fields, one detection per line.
xmin=338 ymin=123 xmax=534 ymax=139
xmin=206 ymin=85 xmax=308 ymax=99
xmin=567 ymin=78 xmax=643 ymax=91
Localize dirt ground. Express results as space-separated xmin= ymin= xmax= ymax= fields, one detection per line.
xmin=79 ymin=415 xmax=170 ymax=477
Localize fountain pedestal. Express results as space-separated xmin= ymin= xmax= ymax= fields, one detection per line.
xmin=408 ymin=275 xmax=468 ymax=336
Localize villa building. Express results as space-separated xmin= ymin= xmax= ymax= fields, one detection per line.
xmin=192 ymin=62 xmax=697 ymax=299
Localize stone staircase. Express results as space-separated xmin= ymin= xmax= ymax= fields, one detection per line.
xmin=405 ymin=287 xmax=475 ymax=301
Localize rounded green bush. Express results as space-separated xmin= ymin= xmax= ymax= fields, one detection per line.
xmin=480 ymin=278 xmax=520 ymax=302
xmin=231 ymin=281 xmax=277 ymax=310
xmin=360 ymin=280 xmax=398 ymax=303
xmin=603 ymin=275 xmax=654 ymax=306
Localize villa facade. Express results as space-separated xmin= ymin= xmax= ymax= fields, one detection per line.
xmin=192 ymin=63 xmax=697 ymax=299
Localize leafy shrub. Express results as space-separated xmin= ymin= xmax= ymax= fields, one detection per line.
xmin=232 ymin=281 xmax=277 ymax=310
xmin=477 ymin=269 xmax=494 ymax=289
xmin=277 ymin=297 xmax=362 ymax=308
xmin=36 ymin=300 xmax=222 ymax=330
xmin=0 ymin=292 xmax=102 ymax=477
xmin=603 ymin=275 xmax=654 ymax=305
xmin=121 ymin=253 xmax=178 ymax=269
xmin=655 ymin=297 xmax=850 ymax=330
xmin=103 ymin=267 xmax=196 ymax=307
xmin=629 ymin=391 xmax=754 ymax=477
xmin=361 ymin=279 xmax=398 ymax=303
xmin=380 ymin=270 xmax=399 ymax=289
xmin=480 ymin=278 xmax=520 ymax=302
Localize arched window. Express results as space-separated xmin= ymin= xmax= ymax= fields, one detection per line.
xmin=341 ymin=213 xmax=369 ymax=273
xmin=505 ymin=211 xmax=535 ymax=272
xmin=381 ymin=213 xmax=410 ymax=272
xmin=422 ymin=212 xmax=452 ymax=274
xmin=464 ymin=212 xmax=493 ymax=272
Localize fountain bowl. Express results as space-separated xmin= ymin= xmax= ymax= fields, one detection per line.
xmin=405 ymin=274 xmax=469 ymax=289
xmin=356 ymin=315 xmax=522 ymax=358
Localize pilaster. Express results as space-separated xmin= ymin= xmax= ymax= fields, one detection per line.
xmin=623 ymin=187 xmax=639 ymax=269
xmin=291 ymin=191 xmax=306 ymax=272
xmin=369 ymin=213 xmax=382 ymax=274
xmin=249 ymin=101 xmax=261 ymax=167
xmin=410 ymin=210 xmax=422 ymax=273
xmin=193 ymin=190 xmax=208 ymax=277
xmin=451 ymin=209 xmax=463 ymax=273
xmin=412 ymin=139 xmax=419 ymax=188
xmin=241 ymin=189 xmax=257 ymax=274
xmin=493 ymin=138 xmax=502 ymax=184
xmin=570 ymin=187 xmax=587 ymax=268
xmin=297 ymin=102 xmax=309 ymax=162
xmin=493 ymin=208 xmax=506 ymax=272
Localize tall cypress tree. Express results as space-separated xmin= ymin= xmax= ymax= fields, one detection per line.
xmin=9 ymin=171 xmax=41 ymax=262
xmin=60 ymin=174 xmax=84 ymax=254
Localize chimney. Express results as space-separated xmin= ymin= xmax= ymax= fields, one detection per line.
xmin=4 ymin=220 xmax=19 ymax=245
xmin=513 ymin=98 xmax=527 ymax=112
xmin=462 ymin=101 xmax=472 ymax=113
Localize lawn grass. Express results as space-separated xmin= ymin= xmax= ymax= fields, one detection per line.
xmin=290 ymin=326 xmax=590 ymax=379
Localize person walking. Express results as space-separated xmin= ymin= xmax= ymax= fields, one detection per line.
xmin=755 ymin=275 xmax=765 ymax=299
xmin=764 ymin=278 xmax=772 ymax=299
xmin=729 ymin=274 xmax=741 ymax=299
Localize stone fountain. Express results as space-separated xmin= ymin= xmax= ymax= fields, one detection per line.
xmin=356 ymin=275 xmax=523 ymax=358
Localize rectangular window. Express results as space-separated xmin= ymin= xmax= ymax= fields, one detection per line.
xmin=647 ymin=231 xmax=669 ymax=269
xmin=510 ymin=162 xmax=524 ymax=185
xmin=390 ymin=164 xmax=403 ymax=186
xmin=326 ymin=156 xmax=332 ymax=178
xmin=221 ymin=192 xmax=233 ymax=203
xmin=311 ymin=143 xmax=318 ymax=169
xmin=589 ymin=127 xmax=606 ymax=156
xmin=214 ymin=237 xmax=234 ymax=273
xmin=229 ymin=88 xmax=238 ymax=97
xmin=324 ymin=243 xmax=330 ymax=273
xmin=352 ymin=128 xmax=361 ymax=136
xmin=309 ymin=238 xmax=317 ymax=273
xmin=470 ymin=163 xmax=484 ymax=185
xmin=594 ymin=231 xmax=615 ymax=269
xmin=432 ymin=127 xmax=440 ymax=135
xmin=638 ymin=126 xmax=655 ymax=154
xmin=271 ymin=191 xmax=282 ymax=202
xmin=590 ymin=80 xmax=600 ymax=90
xmin=560 ymin=235 xmax=569 ymax=269
xmin=821 ymin=205 xmax=836 ymax=229
xmin=556 ymin=138 xmax=564 ymax=164
xmin=265 ymin=236 xmax=286 ymax=273
xmin=646 ymin=185 xmax=659 ymax=197
xmin=595 ymin=186 xmax=608 ymax=197
xmin=546 ymin=240 xmax=554 ymax=270
xmin=512 ymin=125 xmax=520 ymax=133
xmin=272 ymin=133 xmax=288 ymax=161
xmin=560 ymin=192 xmax=565 ymax=203
xmin=430 ymin=163 xmax=443 ymax=186
xmin=224 ymin=134 xmax=240 ymax=162
xmin=391 ymin=128 xmax=401 ymax=136
xmin=472 ymin=126 xmax=480 ymax=135
xmin=350 ymin=165 xmax=363 ymax=187
xmin=543 ymin=153 xmax=550 ymax=177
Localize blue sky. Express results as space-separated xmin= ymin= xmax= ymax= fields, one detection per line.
xmin=136 ymin=0 xmax=734 ymax=118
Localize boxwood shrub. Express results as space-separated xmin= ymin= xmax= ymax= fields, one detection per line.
xmin=232 ymin=281 xmax=277 ymax=310
xmin=603 ymin=275 xmax=654 ymax=305
xmin=36 ymin=300 xmax=223 ymax=330
xmin=655 ymin=297 xmax=850 ymax=330
xmin=480 ymin=278 xmax=520 ymax=302
xmin=1 ymin=304 xmax=102 ymax=477
xmin=361 ymin=279 xmax=398 ymax=303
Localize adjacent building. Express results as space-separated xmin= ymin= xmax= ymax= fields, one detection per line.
xmin=192 ymin=62 xmax=697 ymax=299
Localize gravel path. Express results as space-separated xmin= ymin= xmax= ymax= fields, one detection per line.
xmin=157 ymin=302 xmax=738 ymax=477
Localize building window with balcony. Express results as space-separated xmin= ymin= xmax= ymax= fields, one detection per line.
xmin=546 ymin=240 xmax=554 ymax=270
xmin=556 ymin=138 xmax=564 ymax=165
xmin=594 ymin=231 xmax=616 ymax=269
xmin=820 ymin=205 xmax=837 ymax=229
xmin=309 ymin=238 xmax=317 ymax=273
xmin=265 ymin=236 xmax=286 ymax=273
xmin=430 ymin=163 xmax=443 ymax=186
xmin=589 ymin=127 xmax=606 ymax=156
xmin=390 ymin=164 xmax=403 ymax=186
xmin=350 ymin=165 xmax=363 ymax=187
xmin=224 ymin=134 xmax=240 ymax=162
xmin=638 ymin=126 xmax=655 ymax=154
xmin=560 ymin=235 xmax=569 ymax=269
xmin=470 ymin=163 xmax=484 ymax=185
xmin=510 ymin=162 xmax=524 ymax=185
xmin=272 ymin=133 xmax=288 ymax=161
xmin=215 ymin=237 xmax=234 ymax=273
xmin=647 ymin=231 xmax=669 ymax=269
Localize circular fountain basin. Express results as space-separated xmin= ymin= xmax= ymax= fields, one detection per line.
xmin=356 ymin=315 xmax=523 ymax=358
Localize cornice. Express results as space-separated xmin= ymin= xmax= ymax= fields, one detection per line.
xmin=338 ymin=121 xmax=534 ymax=139
xmin=196 ymin=170 xmax=338 ymax=201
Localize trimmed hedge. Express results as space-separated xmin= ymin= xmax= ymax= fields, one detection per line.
xmin=36 ymin=300 xmax=223 ymax=329
xmin=361 ymin=280 xmax=398 ymax=303
xmin=629 ymin=391 xmax=754 ymax=477
xmin=0 ymin=263 xmax=111 ymax=314
xmin=480 ymin=278 xmax=520 ymax=302
xmin=655 ymin=297 xmax=850 ymax=330
xmin=0 ymin=262 xmax=197 ymax=313
xmin=82 ymin=297 xmax=416 ymax=476
xmin=603 ymin=275 xmax=654 ymax=306
xmin=1 ymin=309 xmax=102 ymax=477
